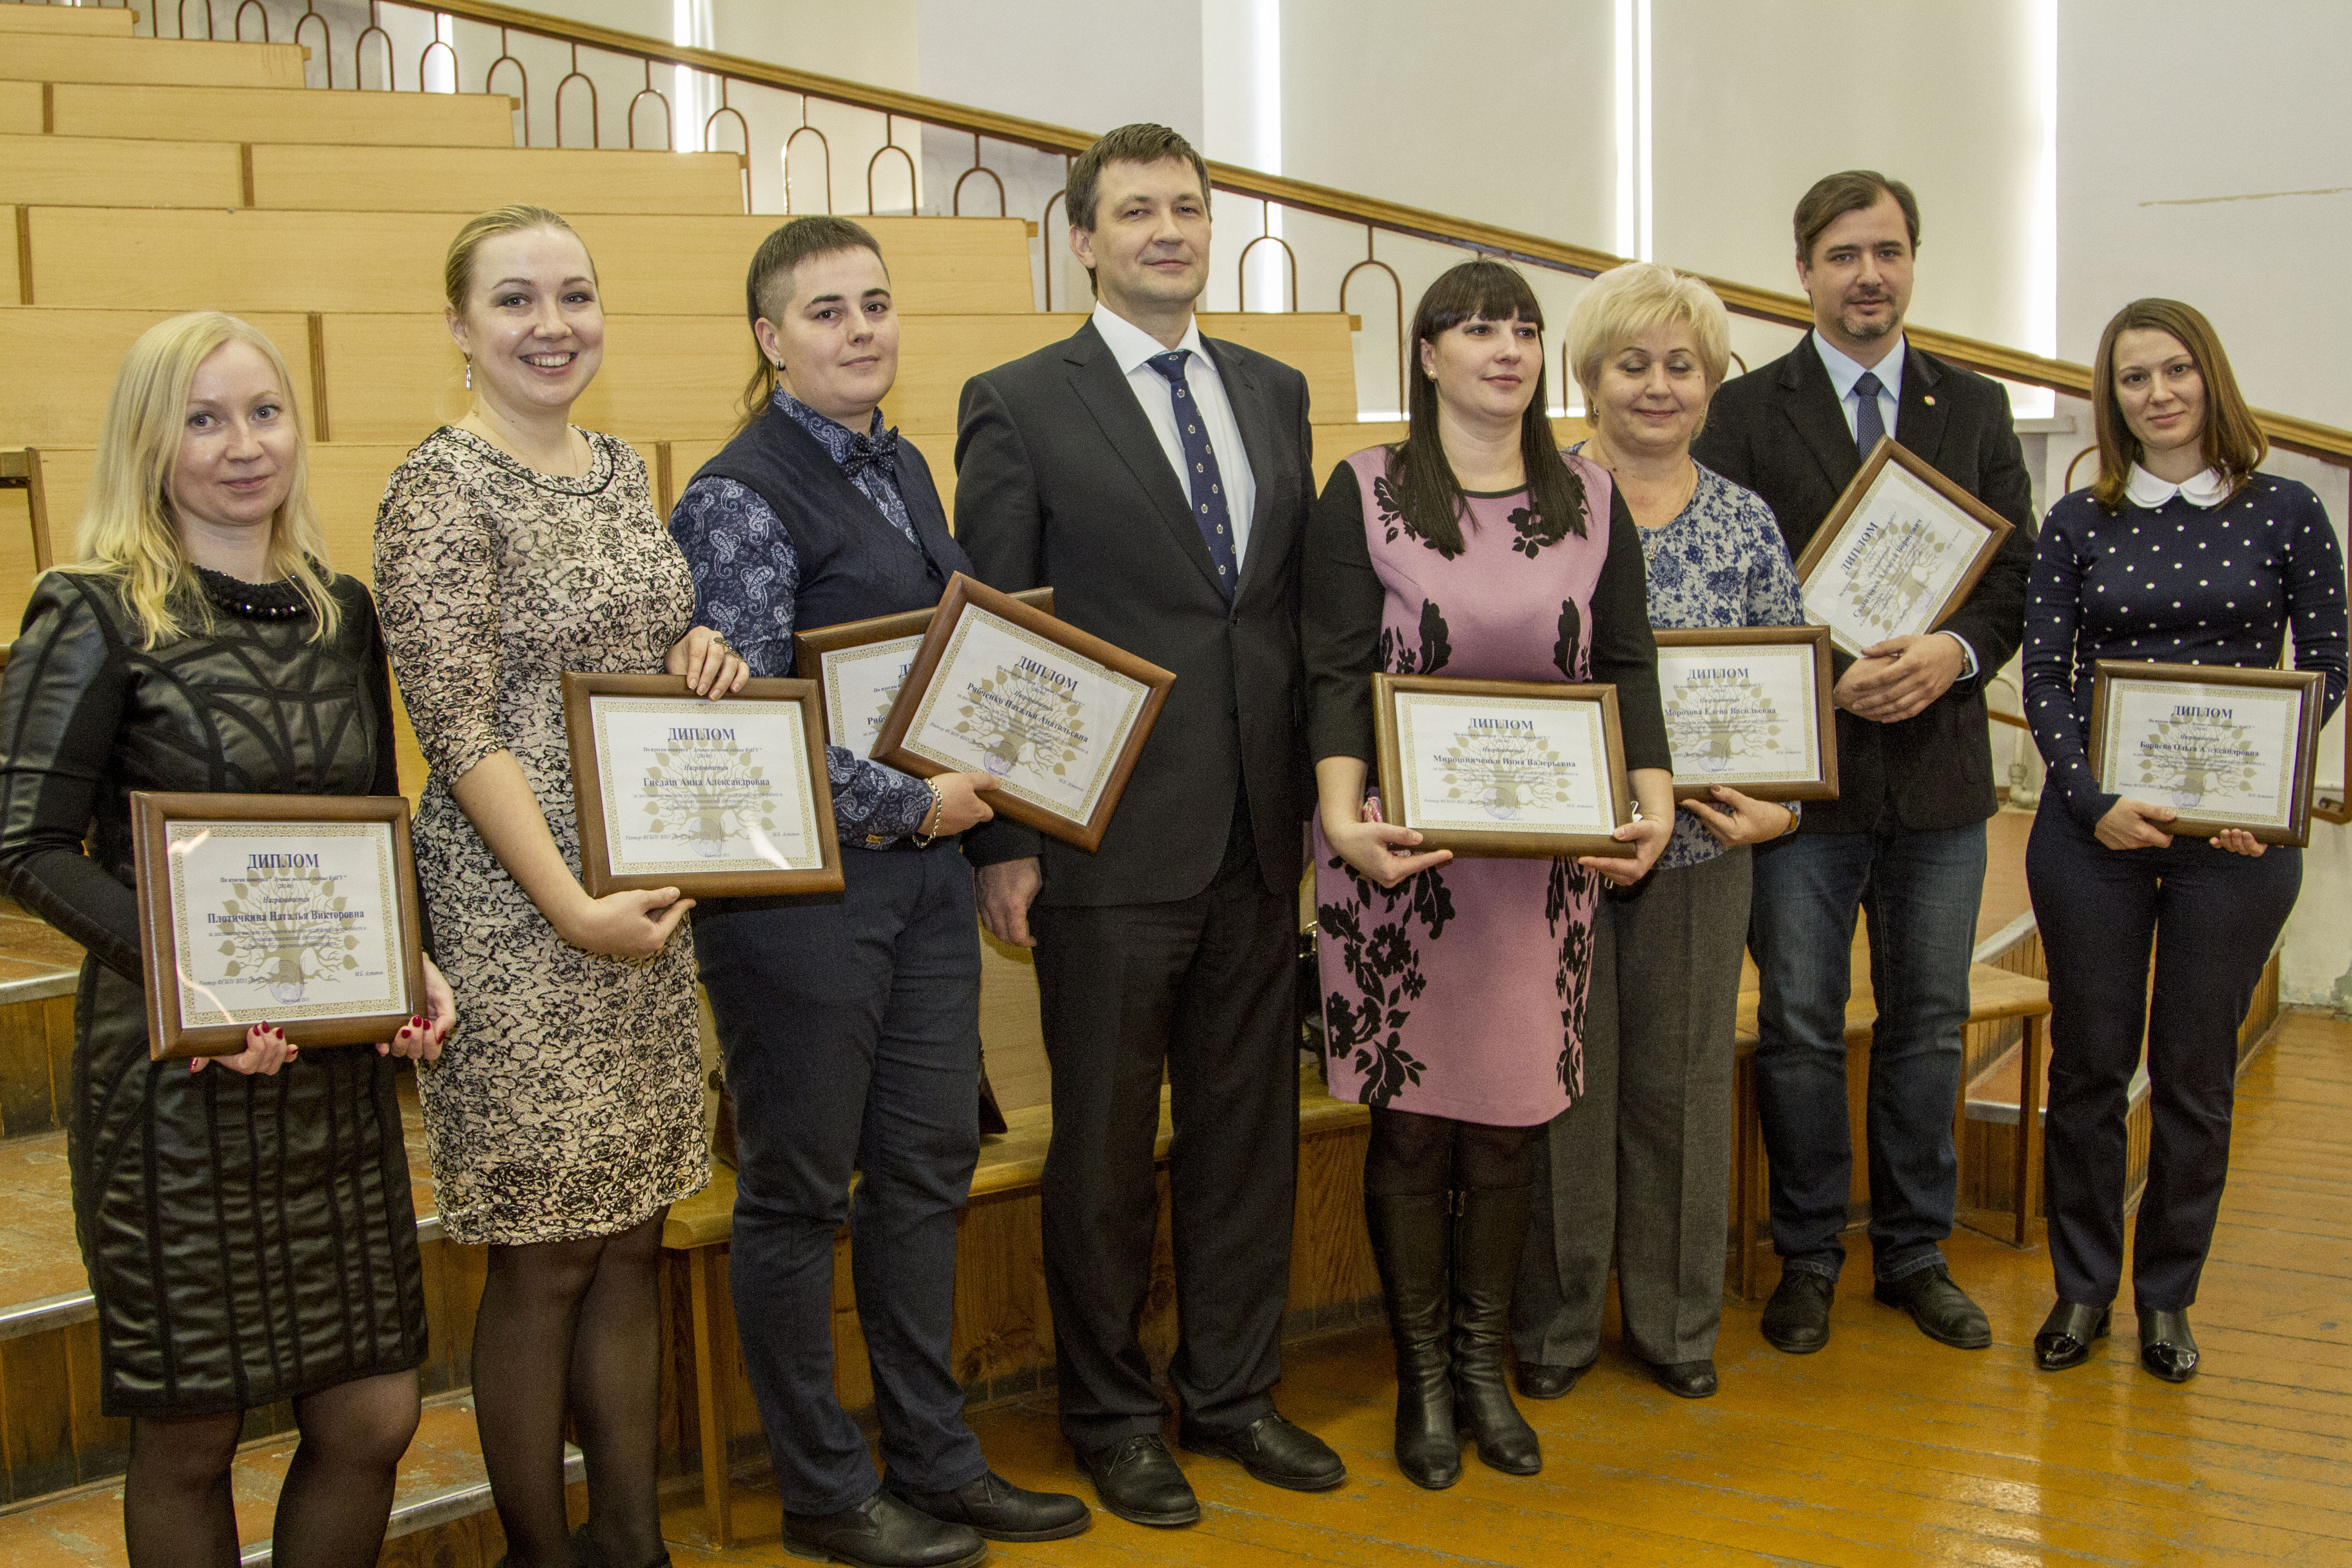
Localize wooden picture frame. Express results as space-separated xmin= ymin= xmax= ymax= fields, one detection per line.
xmin=1371 ymin=674 xmax=1636 ymax=859
xmin=562 ymin=673 xmax=843 ymax=898
xmin=872 ymin=573 xmax=1174 ymax=852
xmin=794 ymin=586 xmax=1054 ymax=755
xmin=131 ymin=791 xmax=426 ymax=1060
xmin=1793 ymin=436 xmax=2016 ymax=657
xmin=1653 ymin=626 xmax=1840 ymax=802
xmin=2086 ymin=660 xmax=2326 ymax=847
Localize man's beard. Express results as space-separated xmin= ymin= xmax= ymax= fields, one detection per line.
xmin=1839 ymin=299 xmax=1899 ymax=341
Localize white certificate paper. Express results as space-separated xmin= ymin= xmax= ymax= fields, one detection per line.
xmin=167 ymin=821 xmax=407 ymax=1027
xmin=1393 ymin=692 xmax=1617 ymax=833
xmin=899 ymin=607 xmax=1146 ymax=823
xmin=1802 ymin=461 xmax=1986 ymax=655
xmin=1659 ymin=643 xmax=1821 ymax=788
xmin=590 ymin=696 xmax=826 ymax=875
xmin=2099 ymin=678 xmax=2302 ymax=829
xmin=819 ymin=633 xmax=925 ymax=755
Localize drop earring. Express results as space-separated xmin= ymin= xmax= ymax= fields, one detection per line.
xmin=464 ymin=358 xmax=473 ymax=390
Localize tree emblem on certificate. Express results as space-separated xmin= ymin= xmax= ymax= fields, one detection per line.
xmin=130 ymin=792 xmax=427 ymax=1059
xmin=1793 ymin=437 xmax=2014 ymax=657
xmin=794 ymin=588 xmax=1055 ymax=756
xmin=1372 ymin=674 xmax=1635 ymax=859
xmin=563 ymin=674 xmax=843 ymax=897
xmin=1653 ymin=627 xmax=1838 ymax=801
xmin=873 ymin=574 xmax=1173 ymax=852
xmin=2088 ymin=660 xmax=2325 ymax=846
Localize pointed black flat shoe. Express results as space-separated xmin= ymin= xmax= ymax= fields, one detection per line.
xmin=2138 ymin=1308 xmax=2199 ymax=1382
xmin=2032 ymin=1300 xmax=2111 ymax=1371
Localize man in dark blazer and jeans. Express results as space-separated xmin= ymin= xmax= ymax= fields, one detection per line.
xmin=952 ymin=123 xmax=1342 ymax=1526
xmin=1692 ymin=170 xmax=2034 ymax=1357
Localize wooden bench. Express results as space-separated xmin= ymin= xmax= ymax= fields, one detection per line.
xmin=0 ymin=37 xmax=309 ymax=91
xmin=0 ymin=132 xmax=243 ymax=208
xmin=35 ymin=81 xmax=520 ymax=146
xmin=658 ymin=1066 xmax=1372 ymax=1548
xmin=1728 ymin=960 xmax=2052 ymax=1298
xmin=0 ymin=3 xmax=137 ymax=34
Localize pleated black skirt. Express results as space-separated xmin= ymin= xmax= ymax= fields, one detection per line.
xmin=70 ymin=963 xmax=429 ymax=1418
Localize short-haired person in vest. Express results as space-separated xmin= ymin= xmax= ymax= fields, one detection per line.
xmin=668 ymin=217 xmax=1088 ymax=1568
xmin=953 ymin=125 xmax=1343 ymax=1524
xmin=1691 ymin=172 xmax=2035 ymax=1358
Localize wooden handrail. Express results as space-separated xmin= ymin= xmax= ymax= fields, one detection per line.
xmin=412 ymin=0 xmax=2352 ymax=462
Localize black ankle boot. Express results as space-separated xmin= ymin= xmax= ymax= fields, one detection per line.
xmin=1364 ymin=1190 xmax=1461 ymax=1489
xmin=1449 ymin=1185 xmax=1541 ymax=1475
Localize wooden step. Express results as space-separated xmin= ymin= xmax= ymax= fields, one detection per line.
xmin=0 ymin=137 xmax=748 ymax=217
xmin=0 ymin=894 xmax=82 ymax=1142
xmin=0 ymin=37 xmax=308 ymax=91
xmin=0 ymin=1389 xmax=579 ymax=1568
xmin=35 ymin=81 xmax=519 ymax=147
xmin=0 ymin=5 xmax=137 ymax=36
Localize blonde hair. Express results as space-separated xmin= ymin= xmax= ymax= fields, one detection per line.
xmin=444 ymin=204 xmax=593 ymax=312
xmin=1566 ymin=262 xmax=1733 ymax=400
xmin=69 ymin=312 xmax=339 ymax=648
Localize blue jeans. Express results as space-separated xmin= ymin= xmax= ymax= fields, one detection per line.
xmin=1747 ymin=819 xmax=1985 ymax=1283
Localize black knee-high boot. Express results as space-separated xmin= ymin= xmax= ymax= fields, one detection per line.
xmin=1450 ymin=1185 xmax=1540 ymax=1475
xmin=1365 ymin=1191 xmax=1461 ymax=1490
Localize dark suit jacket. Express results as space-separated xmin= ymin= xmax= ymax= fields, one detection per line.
xmin=952 ymin=318 xmax=1313 ymax=906
xmin=1691 ymin=333 xmax=2035 ymax=833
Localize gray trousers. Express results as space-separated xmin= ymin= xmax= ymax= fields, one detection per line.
xmin=1513 ymin=846 xmax=1749 ymax=1367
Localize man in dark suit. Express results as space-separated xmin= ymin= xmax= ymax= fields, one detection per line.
xmin=951 ymin=123 xmax=1341 ymax=1526
xmin=1691 ymin=170 xmax=2034 ymax=1357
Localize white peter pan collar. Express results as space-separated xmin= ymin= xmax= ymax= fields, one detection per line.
xmin=2125 ymin=463 xmax=2230 ymax=509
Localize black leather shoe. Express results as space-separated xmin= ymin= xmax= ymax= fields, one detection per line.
xmin=2033 ymin=1300 xmax=2111 ymax=1371
xmin=1761 ymin=1271 xmax=1836 ymax=1354
xmin=1873 ymin=1267 xmax=1992 ymax=1349
xmin=569 ymin=1523 xmax=671 ymax=1568
xmin=1179 ymin=1413 xmax=1345 ymax=1492
xmin=1646 ymin=1359 xmax=1718 ymax=1399
xmin=2138 ymin=1308 xmax=2199 ymax=1382
xmin=1075 ymin=1435 xmax=1199 ymax=1528
xmin=1514 ymin=1359 xmax=1594 ymax=1400
xmin=890 ymin=1470 xmax=1091 ymax=1543
xmin=782 ymin=1491 xmax=985 ymax=1568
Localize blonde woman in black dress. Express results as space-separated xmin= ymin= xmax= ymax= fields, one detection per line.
xmin=374 ymin=207 xmax=745 ymax=1568
xmin=0 ymin=312 xmax=453 ymax=1568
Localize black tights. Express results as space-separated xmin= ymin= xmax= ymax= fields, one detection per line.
xmin=1365 ymin=1106 xmax=1534 ymax=1197
xmin=122 ymin=1371 xmax=420 ymax=1568
xmin=472 ymin=1210 xmax=669 ymax=1568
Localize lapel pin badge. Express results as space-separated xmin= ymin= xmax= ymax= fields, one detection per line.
xmin=1924 ymin=395 xmax=1936 ymax=406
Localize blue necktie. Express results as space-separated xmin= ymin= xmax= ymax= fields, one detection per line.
xmin=1147 ymin=349 xmax=1237 ymax=598
xmin=1852 ymin=369 xmax=1886 ymax=459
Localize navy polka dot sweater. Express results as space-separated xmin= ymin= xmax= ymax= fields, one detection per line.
xmin=2023 ymin=474 xmax=2348 ymax=828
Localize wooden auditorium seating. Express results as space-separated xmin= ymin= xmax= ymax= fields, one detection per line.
xmin=0 ymin=35 xmax=308 ymax=91
xmin=35 ymin=80 xmax=521 ymax=145
xmin=0 ymin=0 xmax=134 ymax=30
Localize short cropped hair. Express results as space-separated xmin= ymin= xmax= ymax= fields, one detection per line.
xmin=1793 ymin=170 xmax=1920 ymax=265
xmin=1565 ymin=262 xmax=1732 ymax=398
xmin=1065 ymin=123 xmax=1210 ymax=296
xmin=2087 ymin=298 xmax=2266 ymax=511
xmin=738 ymin=216 xmax=889 ymax=424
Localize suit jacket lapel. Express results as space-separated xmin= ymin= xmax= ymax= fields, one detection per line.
xmin=1775 ymin=331 xmax=1863 ymax=501
xmin=1202 ymin=336 xmax=1278 ymax=599
xmin=1063 ymin=321 xmax=1226 ymax=596
xmin=1894 ymin=343 xmax=1950 ymax=468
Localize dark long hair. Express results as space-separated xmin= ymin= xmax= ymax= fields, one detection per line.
xmin=737 ymin=215 xmax=887 ymax=428
xmin=1386 ymin=260 xmax=1585 ymax=559
xmin=2087 ymin=297 xmax=2264 ymax=512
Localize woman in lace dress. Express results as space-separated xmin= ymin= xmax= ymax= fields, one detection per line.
xmin=373 ymin=207 xmax=745 ymax=1568
xmin=0 ymin=313 xmax=452 ymax=1568
xmin=1303 ymin=259 xmax=1673 ymax=1489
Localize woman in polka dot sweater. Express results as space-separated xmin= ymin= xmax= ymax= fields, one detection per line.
xmin=2022 ymin=299 xmax=2347 ymax=1383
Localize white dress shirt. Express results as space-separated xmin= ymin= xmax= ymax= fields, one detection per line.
xmin=2125 ymin=463 xmax=2231 ymax=510
xmin=1090 ymin=302 xmax=1258 ymax=569
xmin=1811 ymin=329 xmax=1978 ymax=676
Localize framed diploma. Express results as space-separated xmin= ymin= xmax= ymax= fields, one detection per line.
xmin=1653 ymin=627 xmax=1840 ymax=802
xmin=872 ymin=573 xmax=1174 ymax=852
xmin=130 ymin=792 xmax=426 ymax=1060
xmin=562 ymin=674 xmax=843 ymax=898
xmin=795 ymin=587 xmax=1054 ymax=757
xmin=2087 ymin=661 xmax=2326 ymax=846
xmin=1370 ymin=675 xmax=1635 ymax=859
xmin=1794 ymin=436 xmax=2015 ymax=657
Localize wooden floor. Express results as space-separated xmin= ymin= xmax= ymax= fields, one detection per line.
xmin=662 ymin=1007 xmax=2352 ymax=1568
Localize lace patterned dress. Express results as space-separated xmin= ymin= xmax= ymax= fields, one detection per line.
xmin=1303 ymin=447 xmax=1670 ymax=1126
xmin=374 ymin=427 xmax=707 ymax=1245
